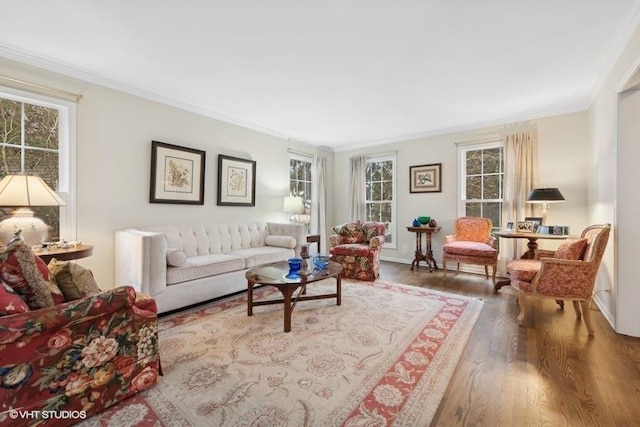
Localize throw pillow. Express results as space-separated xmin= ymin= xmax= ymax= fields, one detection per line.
xmin=48 ymin=259 xmax=102 ymax=301
xmin=362 ymin=222 xmax=386 ymax=242
xmin=0 ymin=281 xmax=29 ymax=316
xmin=166 ymin=249 xmax=187 ymax=267
xmin=0 ymin=240 xmax=57 ymax=309
xmin=265 ymin=235 xmax=296 ymax=249
xmin=554 ymin=238 xmax=588 ymax=260
xmin=332 ymin=221 xmax=365 ymax=244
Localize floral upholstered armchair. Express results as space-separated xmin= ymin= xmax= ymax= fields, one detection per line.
xmin=442 ymin=217 xmax=498 ymax=284
xmin=507 ymin=224 xmax=611 ymax=335
xmin=329 ymin=220 xmax=386 ymax=281
xmin=0 ymin=240 xmax=161 ymax=425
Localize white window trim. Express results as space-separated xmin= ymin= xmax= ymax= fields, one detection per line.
xmin=366 ymin=153 xmax=397 ymax=249
xmin=0 ymin=85 xmax=77 ymax=241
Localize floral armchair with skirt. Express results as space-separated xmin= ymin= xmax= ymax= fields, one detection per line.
xmin=0 ymin=240 xmax=161 ymax=426
xmin=329 ymin=220 xmax=386 ymax=281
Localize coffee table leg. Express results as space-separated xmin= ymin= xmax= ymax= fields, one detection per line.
xmin=336 ymin=276 xmax=342 ymax=306
xmin=247 ymin=280 xmax=254 ymax=316
xmin=282 ymin=287 xmax=296 ymax=332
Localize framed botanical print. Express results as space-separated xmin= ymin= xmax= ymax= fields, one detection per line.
xmin=410 ymin=163 xmax=442 ymax=193
xmin=217 ymin=154 xmax=256 ymax=206
xmin=150 ymin=141 xmax=205 ymax=204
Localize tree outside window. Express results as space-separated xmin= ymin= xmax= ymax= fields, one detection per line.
xmin=365 ymin=155 xmax=395 ymax=246
xmin=460 ymin=144 xmax=504 ymax=231
xmin=0 ymin=97 xmax=61 ymax=239
xmin=289 ymin=156 xmax=312 ymax=231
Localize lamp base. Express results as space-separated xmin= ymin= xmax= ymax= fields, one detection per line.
xmin=0 ymin=208 xmax=49 ymax=246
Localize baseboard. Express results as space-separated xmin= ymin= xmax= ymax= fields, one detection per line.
xmin=593 ymin=293 xmax=616 ymax=331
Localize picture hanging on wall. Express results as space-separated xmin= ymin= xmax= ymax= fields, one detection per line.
xmin=217 ymin=154 xmax=256 ymax=206
xmin=150 ymin=140 xmax=205 ymax=204
xmin=409 ymin=163 xmax=442 ymax=193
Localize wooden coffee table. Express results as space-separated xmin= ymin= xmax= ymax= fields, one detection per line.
xmin=246 ymin=260 xmax=343 ymax=332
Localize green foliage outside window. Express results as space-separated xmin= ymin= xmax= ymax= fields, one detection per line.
xmin=464 ymin=147 xmax=503 ymax=231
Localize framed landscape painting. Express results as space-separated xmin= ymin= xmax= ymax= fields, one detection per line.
xmin=217 ymin=154 xmax=256 ymax=206
xmin=150 ymin=141 xmax=205 ymax=204
xmin=410 ymin=163 xmax=442 ymax=193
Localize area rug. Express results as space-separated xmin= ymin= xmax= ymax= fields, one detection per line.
xmin=80 ymin=279 xmax=483 ymax=426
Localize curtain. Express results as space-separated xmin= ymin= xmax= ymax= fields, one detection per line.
xmin=349 ymin=156 xmax=366 ymax=220
xmin=311 ymin=155 xmax=327 ymax=253
xmin=499 ymin=131 xmax=538 ymax=275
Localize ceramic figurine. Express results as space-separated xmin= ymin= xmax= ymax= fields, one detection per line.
xmin=428 ymin=218 xmax=437 ymax=227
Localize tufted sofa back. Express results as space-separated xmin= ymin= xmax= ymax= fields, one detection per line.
xmin=140 ymin=222 xmax=275 ymax=257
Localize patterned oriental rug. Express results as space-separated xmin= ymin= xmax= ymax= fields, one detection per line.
xmin=81 ymin=280 xmax=483 ymax=426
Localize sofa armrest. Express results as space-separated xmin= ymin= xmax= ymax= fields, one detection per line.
xmin=329 ymin=234 xmax=342 ymax=247
xmin=115 ymin=228 xmax=168 ymax=296
xmin=369 ymin=235 xmax=385 ymax=251
xmin=0 ymin=286 xmax=135 ymax=346
xmin=267 ymin=222 xmax=307 ymax=256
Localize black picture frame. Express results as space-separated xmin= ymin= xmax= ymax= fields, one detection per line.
xmin=524 ymin=216 xmax=543 ymax=232
xmin=217 ymin=154 xmax=256 ymax=206
xmin=150 ymin=141 xmax=205 ymax=205
xmin=409 ymin=163 xmax=442 ymax=193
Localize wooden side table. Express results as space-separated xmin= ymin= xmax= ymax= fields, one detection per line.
xmin=32 ymin=244 xmax=94 ymax=264
xmin=306 ymin=234 xmax=321 ymax=253
xmin=406 ymin=226 xmax=441 ymax=272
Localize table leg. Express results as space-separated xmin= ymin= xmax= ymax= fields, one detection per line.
xmin=247 ymin=280 xmax=254 ymax=316
xmin=336 ymin=276 xmax=342 ymax=306
xmin=411 ymin=232 xmax=423 ymax=270
xmin=425 ymin=233 xmax=437 ymax=272
xmin=281 ymin=286 xmax=297 ymax=333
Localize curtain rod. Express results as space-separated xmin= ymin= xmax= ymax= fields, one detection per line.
xmin=0 ymin=75 xmax=82 ymax=101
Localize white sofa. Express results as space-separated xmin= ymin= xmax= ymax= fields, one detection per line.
xmin=115 ymin=222 xmax=306 ymax=313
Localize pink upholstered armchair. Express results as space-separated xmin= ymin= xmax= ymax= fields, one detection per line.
xmin=442 ymin=217 xmax=498 ymax=284
xmin=507 ymin=224 xmax=611 ymax=335
xmin=329 ymin=220 xmax=386 ymax=281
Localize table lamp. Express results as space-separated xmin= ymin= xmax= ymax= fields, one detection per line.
xmin=283 ymin=195 xmax=304 ymax=223
xmin=0 ymin=174 xmax=66 ymax=246
xmin=526 ymin=187 xmax=565 ymax=225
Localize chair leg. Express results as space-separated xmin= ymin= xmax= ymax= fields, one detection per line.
xmin=443 ymin=261 xmax=447 ymax=279
xmin=517 ymin=292 xmax=526 ymax=324
xmin=572 ymin=301 xmax=581 ymax=319
xmin=581 ymin=300 xmax=594 ymax=336
xmin=491 ymin=265 xmax=496 ymax=285
xmin=456 ymin=263 xmax=460 ymax=273
xmin=484 ymin=265 xmax=489 ymax=279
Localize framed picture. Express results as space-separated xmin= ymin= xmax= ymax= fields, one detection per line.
xmin=150 ymin=141 xmax=205 ymax=205
xmin=410 ymin=163 xmax=442 ymax=193
xmin=506 ymin=221 xmax=514 ymax=231
xmin=516 ymin=221 xmax=536 ymax=233
xmin=524 ymin=217 xmax=543 ymax=232
xmin=217 ymin=155 xmax=256 ymax=206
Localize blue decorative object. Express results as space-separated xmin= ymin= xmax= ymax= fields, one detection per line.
xmin=287 ymin=257 xmax=302 ymax=272
xmin=412 ymin=218 xmax=420 ymax=227
xmin=313 ymin=254 xmax=330 ymax=270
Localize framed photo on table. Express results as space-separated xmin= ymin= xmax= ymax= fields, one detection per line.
xmin=410 ymin=163 xmax=442 ymax=193
xmin=150 ymin=141 xmax=205 ymax=205
xmin=524 ymin=217 xmax=543 ymax=232
xmin=516 ymin=221 xmax=536 ymax=233
xmin=217 ymin=155 xmax=256 ymax=206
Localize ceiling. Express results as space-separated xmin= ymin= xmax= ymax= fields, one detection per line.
xmin=1 ymin=1 xmax=640 ymax=151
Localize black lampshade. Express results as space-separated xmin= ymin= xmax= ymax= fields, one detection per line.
xmin=527 ymin=188 xmax=565 ymax=202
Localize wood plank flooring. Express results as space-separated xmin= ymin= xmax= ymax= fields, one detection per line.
xmin=378 ymin=260 xmax=640 ymax=427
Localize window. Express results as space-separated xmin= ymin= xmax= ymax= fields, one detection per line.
xmin=365 ymin=154 xmax=396 ymax=247
xmin=0 ymin=87 xmax=75 ymax=241
xmin=289 ymin=154 xmax=312 ymax=230
xmin=458 ymin=142 xmax=503 ymax=230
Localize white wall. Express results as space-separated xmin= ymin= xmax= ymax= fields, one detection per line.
xmin=0 ymin=58 xmax=333 ymax=288
xmin=588 ymin=23 xmax=640 ymax=337
xmin=332 ymin=112 xmax=590 ymax=269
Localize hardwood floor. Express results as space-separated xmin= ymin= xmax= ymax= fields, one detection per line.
xmin=378 ymin=260 xmax=640 ymax=427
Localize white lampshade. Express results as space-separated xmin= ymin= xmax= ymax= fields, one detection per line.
xmin=0 ymin=175 xmax=66 ymax=246
xmin=283 ymin=196 xmax=304 ymax=214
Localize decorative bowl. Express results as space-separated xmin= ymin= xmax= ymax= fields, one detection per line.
xmin=313 ymin=254 xmax=330 ymax=270
xmin=287 ymin=257 xmax=303 ymax=272
xmin=418 ymin=216 xmax=431 ymax=225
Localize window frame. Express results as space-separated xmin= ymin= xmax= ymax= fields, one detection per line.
xmin=457 ymin=140 xmax=504 ymax=229
xmin=289 ymin=152 xmax=313 ymax=230
xmin=0 ymin=85 xmax=77 ymax=241
xmin=365 ymin=153 xmax=396 ymax=249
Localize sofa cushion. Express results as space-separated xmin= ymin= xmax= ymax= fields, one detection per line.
xmin=230 ymin=247 xmax=295 ymax=268
xmin=48 ymin=259 xmax=102 ymax=301
xmin=265 ymin=235 xmax=296 ymax=249
xmin=331 ymin=244 xmax=375 ymax=257
xmin=554 ymin=238 xmax=588 ymax=260
xmin=0 ymin=240 xmax=60 ymax=309
xmin=166 ymin=249 xmax=187 ymax=267
xmin=443 ymin=241 xmax=497 ymax=258
xmin=166 ymin=254 xmax=245 ymax=285
xmin=0 ymin=281 xmax=29 ymax=316
xmin=333 ymin=221 xmax=366 ymax=244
